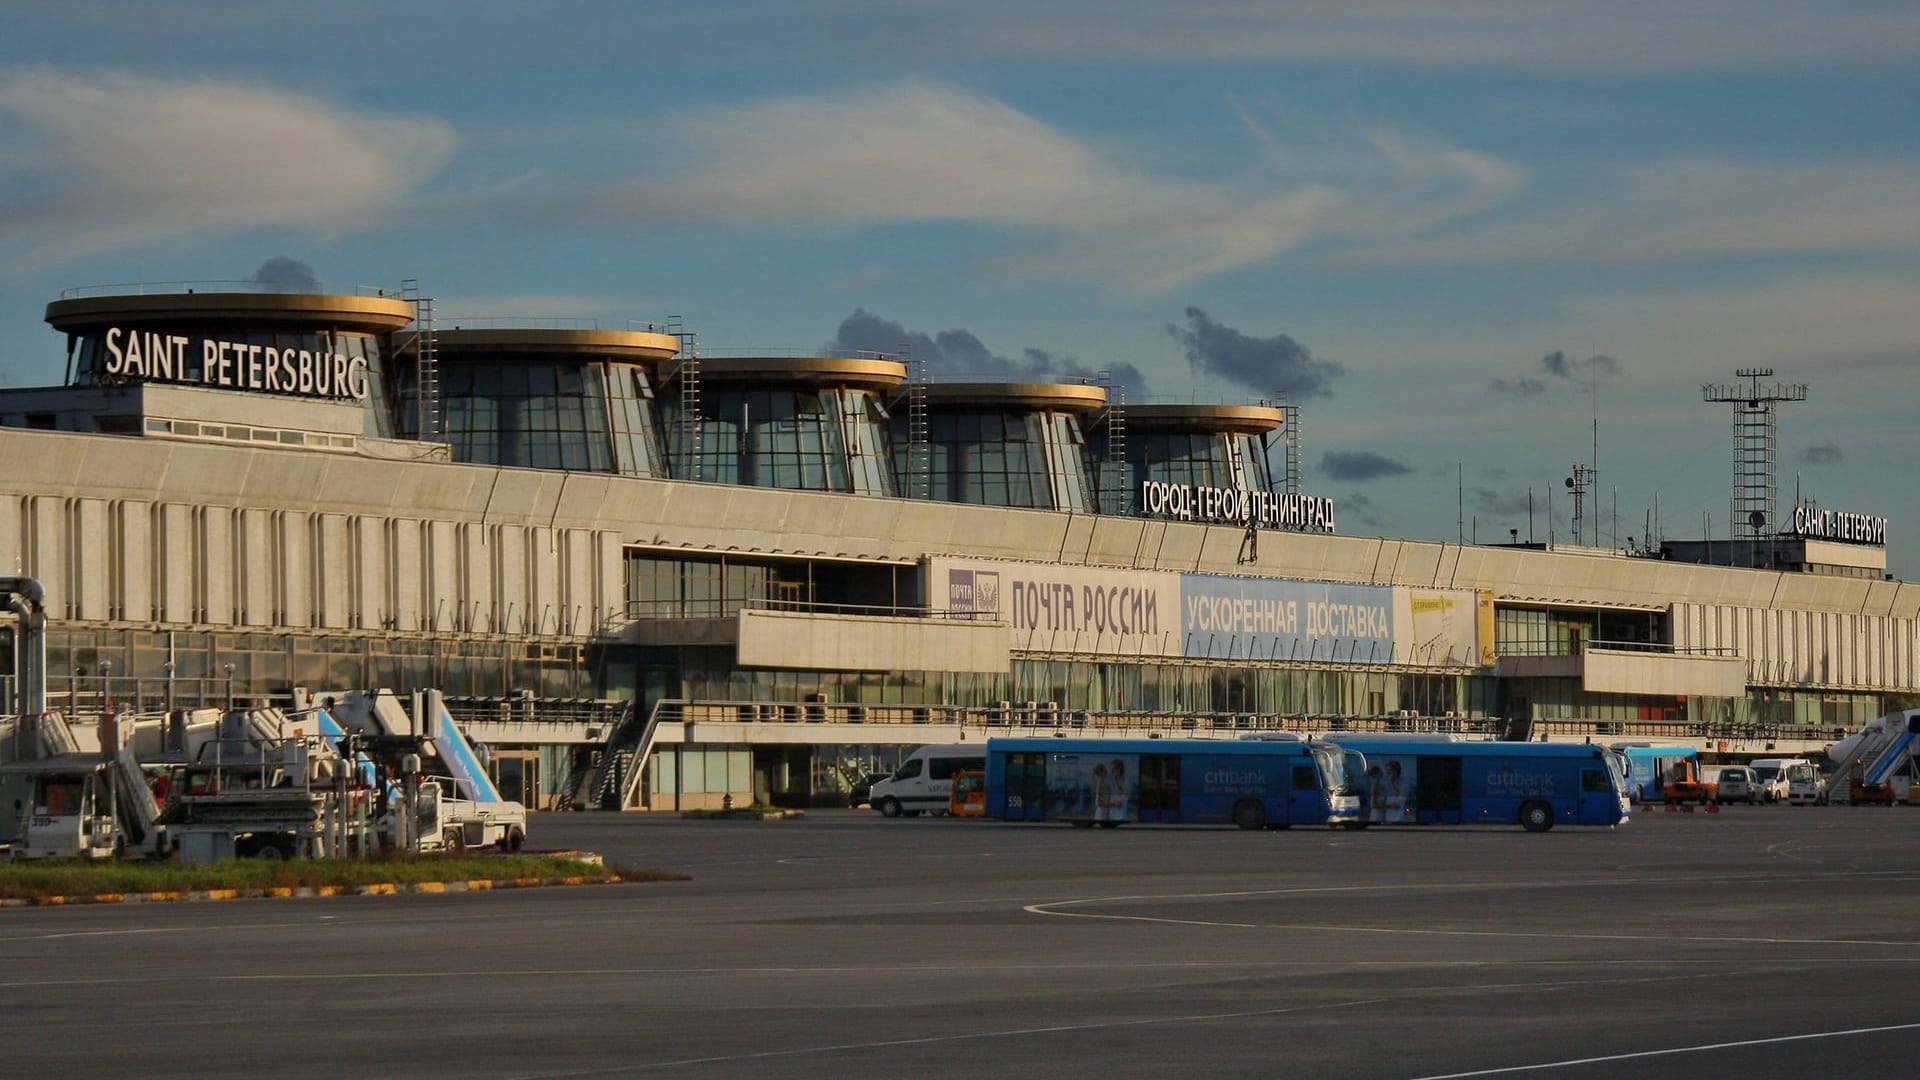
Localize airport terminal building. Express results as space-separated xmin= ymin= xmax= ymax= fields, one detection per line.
xmin=2 ymin=285 xmax=1914 ymax=809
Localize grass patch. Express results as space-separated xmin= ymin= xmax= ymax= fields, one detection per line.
xmin=0 ymin=855 xmax=681 ymax=901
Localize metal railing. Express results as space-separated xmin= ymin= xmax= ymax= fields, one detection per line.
xmin=434 ymin=316 xmax=605 ymax=330
xmin=443 ymin=695 xmax=627 ymax=729
xmin=58 ymin=280 xmax=395 ymax=299
xmin=613 ymin=597 xmax=995 ymax=624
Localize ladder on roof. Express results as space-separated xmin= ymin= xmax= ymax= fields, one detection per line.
xmin=400 ymin=280 xmax=440 ymax=441
xmin=1280 ymin=393 xmax=1300 ymax=497
xmin=667 ymin=315 xmax=701 ymax=480
xmin=901 ymin=344 xmax=929 ymax=500
xmin=1096 ymin=370 xmax=1128 ymax=515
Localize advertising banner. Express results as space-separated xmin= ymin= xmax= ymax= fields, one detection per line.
xmin=1396 ymin=588 xmax=1484 ymax=668
xmin=1181 ymin=574 xmax=1395 ymax=663
xmin=930 ymin=556 xmax=1183 ymax=657
xmin=1046 ymin=750 xmax=1138 ymax=824
xmin=926 ymin=558 xmax=1486 ymax=669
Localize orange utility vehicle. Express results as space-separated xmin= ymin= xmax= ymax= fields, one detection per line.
xmin=1662 ymin=760 xmax=1718 ymax=805
xmin=1846 ymin=761 xmax=1897 ymax=806
xmin=948 ymin=770 xmax=987 ymax=817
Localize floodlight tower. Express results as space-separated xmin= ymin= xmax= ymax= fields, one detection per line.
xmin=1702 ymin=368 xmax=1807 ymax=541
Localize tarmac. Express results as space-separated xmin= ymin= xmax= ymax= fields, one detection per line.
xmin=1 ymin=805 xmax=1915 ymax=1078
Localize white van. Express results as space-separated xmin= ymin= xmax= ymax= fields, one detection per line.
xmin=869 ymin=746 xmax=986 ymax=818
xmin=1750 ymin=758 xmax=1825 ymax=805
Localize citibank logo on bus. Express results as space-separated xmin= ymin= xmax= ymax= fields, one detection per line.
xmin=1484 ymin=768 xmax=1554 ymax=796
xmin=1203 ymin=766 xmax=1267 ymax=793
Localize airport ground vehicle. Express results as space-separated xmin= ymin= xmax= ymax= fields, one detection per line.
xmin=322 ymin=689 xmax=527 ymax=851
xmin=870 ymin=746 xmax=985 ymax=818
xmin=948 ymin=770 xmax=986 ymax=817
xmin=1750 ymin=758 xmax=1823 ymax=805
xmin=0 ymin=712 xmax=163 ymax=860
xmin=1826 ymin=711 xmax=1918 ymax=805
xmin=1657 ymin=758 xmax=1718 ymax=806
xmin=1319 ymin=737 xmax=1629 ymax=831
xmin=1715 ymin=766 xmax=1761 ymax=805
xmin=1613 ymin=744 xmax=1700 ymax=803
xmin=983 ymin=736 xmax=1363 ymax=830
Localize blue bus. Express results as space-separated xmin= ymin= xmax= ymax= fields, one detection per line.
xmin=1611 ymin=743 xmax=1700 ymax=804
xmin=983 ymin=736 xmax=1364 ymax=830
xmin=1320 ymin=736 xmax=1630 ymax=832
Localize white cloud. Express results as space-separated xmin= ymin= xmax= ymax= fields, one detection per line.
xmin=1326 ymin=159 xmax=1920 ymax=269
xmin=0 ymin=67 xmax=455 ymax=267
xmin=504 ymin=82 xmax=1521 ymax=292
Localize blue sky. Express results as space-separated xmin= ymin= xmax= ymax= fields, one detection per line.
xmin=2 ymin=1 xmax=1915 ymax=576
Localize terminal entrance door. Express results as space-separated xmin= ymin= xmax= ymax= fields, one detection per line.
xmin=492 ymin=751 xmax=541 ymax=809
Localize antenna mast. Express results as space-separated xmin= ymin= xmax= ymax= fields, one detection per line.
xmin=1703 ymin=367 xmax=1807 ymax=544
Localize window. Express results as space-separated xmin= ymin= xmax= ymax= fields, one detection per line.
xmin=930 ymin=755 xmax=985 ymax=780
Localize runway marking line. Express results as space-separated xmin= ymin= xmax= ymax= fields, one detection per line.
xmin=1405 ymin=1020 xmax=1920 ymax=1078
xmin=1024 ymin=873 xmax=1920 ymax=948
xmin=515 ymin=996 xmax=1389 ymax=1077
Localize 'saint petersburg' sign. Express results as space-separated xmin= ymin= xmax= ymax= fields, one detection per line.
xmin=1790 ymin=505 xmax=1887 ymax=546
xmin=1139 ymin=480 xmax=1335 ymax=534
xmin=101 ymin=326 xmax=371 ymax=401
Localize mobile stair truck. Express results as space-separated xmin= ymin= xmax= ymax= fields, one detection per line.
xmin=0 ymin=711 xmax=165 ymax=861
xmin=321 ymin=689 xmax=528 ymax=853
xmin=1826 ymin=710 xmax=1919 ymax=806
xmin=162 ymin=705 xmax=376 ymax=863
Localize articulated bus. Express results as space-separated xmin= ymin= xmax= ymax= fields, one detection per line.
xmin=982 ymin=736 xmax=1364 ymax=830
xmin=1320 ymin=737 xmax=1631 ymax=832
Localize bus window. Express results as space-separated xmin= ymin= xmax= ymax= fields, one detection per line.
xmin=1582 ymin=769 xmax=1611 ymax=793
xmin=1291 ymin=765 xmax=1317 ymax=791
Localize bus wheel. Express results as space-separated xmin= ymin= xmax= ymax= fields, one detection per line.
xmin=1519 ymin=802 xmax=1554 ymax=832
xmin=878 ymin=798 xmax=902 ymax=818
xmin=1232 ymin=800 xmax=1266 ymax=831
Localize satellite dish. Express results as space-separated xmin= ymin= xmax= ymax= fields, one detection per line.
xmin=1748 ymin=510 xmax=1767 ymax=530
xmin=1564 ymin=477 xmax=1575 ymax=488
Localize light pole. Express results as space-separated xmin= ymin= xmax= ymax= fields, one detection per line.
xmin=223 ymin=662 xmax=236 ymax=708
xmin=163 ymin=660 xmax=176 ymax=711
xmin=99 ymin=659 xmax=112 ymax=714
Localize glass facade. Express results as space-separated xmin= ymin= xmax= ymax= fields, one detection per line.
xmin=1495 ymin=606 xmax=1670 ymax=656
xmin=663 ymin=386 xmax=894 ymax=494
xmin=398 ymin=359 xmax=665 ymax=476
xmin=1090 ymin=429 xmax=1276 ymax=513
xmin=894 ymin=410 xmax=1092 ymax=510
xmin=623 ymin=552 xmax=916 ymax=618
xmin=634 ymin=643 xmax=1494 ymax=717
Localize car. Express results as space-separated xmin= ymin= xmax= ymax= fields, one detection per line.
xmin=847 ymin=771 xmax=891 ymax=809
xmin=1715 ymin=766 xmax=1761 ymax=805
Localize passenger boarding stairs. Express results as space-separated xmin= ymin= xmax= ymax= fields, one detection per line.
xmin=1825 ymin=710 xmax=1920 ymax=803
